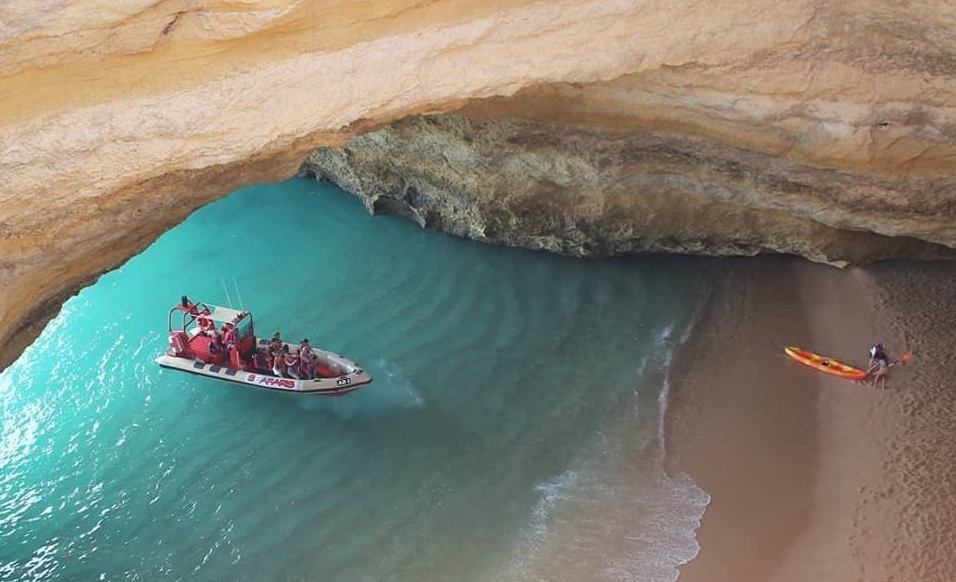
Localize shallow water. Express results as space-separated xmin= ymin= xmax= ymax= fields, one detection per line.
xmin=1 ymin=179 xmax=708 ymax=581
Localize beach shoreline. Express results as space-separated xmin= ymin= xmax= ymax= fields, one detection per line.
xmin=667 ymin=257 xmax=956 ymax=581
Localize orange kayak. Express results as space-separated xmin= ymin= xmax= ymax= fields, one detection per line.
xmin=784 ymin=346 xmax=867 ymax=380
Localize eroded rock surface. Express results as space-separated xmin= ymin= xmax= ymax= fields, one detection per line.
xmin=2 ymin=0 xmax=955 ymax=368
xmin=303 ymin=113 xmax=955 ymax=264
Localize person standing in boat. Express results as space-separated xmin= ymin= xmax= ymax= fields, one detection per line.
xmin=299 ymin=339 xmax=313 ymax=359
xmin=270 ymin=331 xmax=283 ymax=354
xmin=298 ymin=339 xmax=314 ymax=380
xmin=284 ymin=347 xmax=300 ymax=379
xmin=299 ymin=353 xmax=314 ymax=380
xmin=273 ymin=345 xmax=289 ymax=378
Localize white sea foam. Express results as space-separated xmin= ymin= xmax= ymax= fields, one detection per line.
xmin=657 ymin=301 xmax=704 ymax=458
xmin=498 ymin=469 xmax=581 ymax=581
xmin=493 ymin=318 xmax=710 ymax=582
xmin=656 ymin=323 xmax=675 ymax=346
xmin=498 ymin=459 xmax=707 ymax=581
xmin=530 ymin=469 xmax=580 ymax=540
xmin=499 ymin=306 xmax=718 ymax=581
xmin=376 ymin=357 xmax=426 ymax=410
xmin=652 ymin=309 xmax=712 ymax=579
xmin=601 ymin=473 xmax=709 ymax=582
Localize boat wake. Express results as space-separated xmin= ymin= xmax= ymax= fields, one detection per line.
xmin=298 ymin=358 xmax=425 ymax=418
xmin=374 ymin=358 xmax=426 ymax=410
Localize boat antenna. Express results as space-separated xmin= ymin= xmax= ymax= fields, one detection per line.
xmin=220 ymin=277 xmax=234 ymax=308
xmin=232 ymin=277 xmax=245 ymax=312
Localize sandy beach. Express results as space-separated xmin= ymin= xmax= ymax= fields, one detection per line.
xmin=667 ymin=257 xmax=956 ymax=581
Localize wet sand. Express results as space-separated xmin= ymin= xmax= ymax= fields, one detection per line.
xmin=667 ymin=257 xmax=956 ymax=581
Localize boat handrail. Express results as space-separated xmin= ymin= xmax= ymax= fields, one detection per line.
xmin=167 ymin=301 xmax=213 ymax=333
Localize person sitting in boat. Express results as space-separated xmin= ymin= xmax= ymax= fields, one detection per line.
xmin=208 ymin=331 xmax=223 ymax=358
xmin=273 ymin=345 xmax=289 ymax=378
xmin=199 ymin=316 xmax=215 ymax=335
xmin=299 ymin=351 xmax=314 ymax=380
xmin=284 ymin=348 xmax=301 ymax=379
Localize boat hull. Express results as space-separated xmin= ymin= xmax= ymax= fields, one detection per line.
xmin=783 ymin=346 xmax=867 ymax=381
xmin=155 ymin=354 xmax=372 ymax=396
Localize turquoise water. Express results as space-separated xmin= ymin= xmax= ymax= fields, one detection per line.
xmin=1 ymin=179 xmax=708 ymax=581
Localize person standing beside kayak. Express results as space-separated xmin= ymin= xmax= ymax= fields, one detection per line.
xmin=868 ymin=343 xmax=889 ymax=368
xmin=867 ymin=343 xmax=892 ymax=388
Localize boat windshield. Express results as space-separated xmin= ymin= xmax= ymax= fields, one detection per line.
xmin=235 ymin=316 xmax=254 ymax=340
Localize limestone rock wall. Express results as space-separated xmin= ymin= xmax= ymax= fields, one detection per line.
xmin=2 ymin=0 xmax=955 ymax=368
xmin=303 ymin=114 xmax=954 ymax=264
